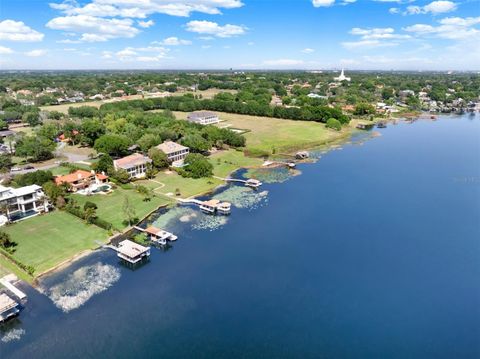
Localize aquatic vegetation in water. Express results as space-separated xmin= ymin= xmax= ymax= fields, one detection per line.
xmin=1 ymin=329 xmax=25 ymax=343
xmin=244 ymin=167 xmax=294 ymax=184
xmin=45 ymin=263 xmax=120 ymax=313
xmin=192 ymin=215 xmax=228 ymax=231
xmin=152 ymin=207 xmax=197 ymax=229
xmin=214 ymin=186 xmax=268 ymax=210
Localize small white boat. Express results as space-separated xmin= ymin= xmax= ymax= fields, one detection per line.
xmin=217 ymin=202 xmax=231 ymax=215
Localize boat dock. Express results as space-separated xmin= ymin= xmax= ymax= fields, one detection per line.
xmin=262 ymin=160 xmax=296 ymax=168
xmin=103 ymin=240 xmax=151 ymax=265
xmin=0 ymin=274 xmax=27 ymax=300
xmin=213 ymin=176 xmax=263 ymax=188
xmin=0 ymin=293 xmax=21 ymax=323
xmin=177 ymin=197 xmax=232 ymax=215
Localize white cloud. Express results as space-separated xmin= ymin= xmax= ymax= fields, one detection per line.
xmin=25 ymin=49 xmax=47 ymax=57
xmin=404 ymin=16 xmax=480 ymax=40
xmin=154 ymin=36 xmax=192 ymax=46
xmin=302 ymin=48 xmax=315 ymax=54
xmin=312 ymin=0 xmax=335 ymax=7
xmin=247 ymin=41 xmax=254 ymax=45
xmin=185 ymin=20 xmax=247 ymax=38
xmin=343 ymin=27 xmax=410 ymax=49
xmin=0 ymin=46 xmax=14 ymax=54
xmin=405 ymin=1 xmax=457 ymax=15
xmin=49 ymin=0 xmax=244 ymax=18
xmin=138 ymin=20 xmax=155 ymax=28
xmin=263 ymin=59 xmax=304 ymax=66
xmin=389 ymin=7 xmax=400 ymax=14
xmin=106 ymin=45 xmax=169 ymax=62
xmin=46 ymin=15 xmax=140 ymax=42
xmin=342 ymin=39 xmax=398 ymax=49
xmin=0 ymin=20 xmax=44 ymax=42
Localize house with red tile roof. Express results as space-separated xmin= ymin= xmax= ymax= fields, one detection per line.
xmin=55 ymin=170 xmax=108 ymax=192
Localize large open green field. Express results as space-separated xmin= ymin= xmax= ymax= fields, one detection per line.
xmin=72 ymin=187 xmax=173 ymax=230
xmin=3 ymin=211 xmax=109 ymax=275
xmin=173 ymin=111 xmax=348 ymax=155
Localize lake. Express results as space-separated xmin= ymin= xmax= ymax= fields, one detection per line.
xmin=2 ymin=114 xmax=479 ymax=358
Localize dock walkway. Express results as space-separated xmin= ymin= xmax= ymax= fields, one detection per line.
xmin=0 ymin=275 xmax=27 ymax=300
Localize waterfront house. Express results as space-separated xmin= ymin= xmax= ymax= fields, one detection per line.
xmin=54 ymin=170 xmax=109 ymax=192
xmin=187 ymin=111 xmax=220 ymax=125
xmin=117 ymin=240 xmax=150 ymax=264
xmin=156 ymin=141 xmax=190 ymax=166
xmin=113 ymin=153 xmax=152 ymax=179
xmin=0 ymin=184 xmax=48 ymax=221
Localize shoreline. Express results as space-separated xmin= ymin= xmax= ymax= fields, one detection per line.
xmin=8 ymin=116 xmax=403 ymax=285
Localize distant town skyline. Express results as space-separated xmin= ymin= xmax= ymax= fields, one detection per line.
xmin=0 ymin=0 xmax=479 ymax=70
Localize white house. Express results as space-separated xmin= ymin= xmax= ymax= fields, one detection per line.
xmin=187 ymin=111 xmax=220 ymax=125
xmin=113 ymin=153 xmax=152 ymax=179
xmin=0 ymin=184 xmax=49 ymax=221
xmin=156 ymin=141 xmax=190 ymax=166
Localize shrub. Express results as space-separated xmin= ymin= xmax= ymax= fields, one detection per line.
xmin=326 ymin=118 xmax=342 ymax=131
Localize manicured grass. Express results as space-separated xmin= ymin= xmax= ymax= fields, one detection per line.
xmin=209 ymin=149 xmax=263 ymax=178
xmin=71 ymin=187 xmax=173 ymax=230
xmin=3 ymin=211 xmax=109 ymax=275
xmin=173 ymin=111 xmax=348 ymax=155
xmin=137 ymin=172 xmax=224 ymax=198
xmin=0 ymin=253 xmax=33 ymax=283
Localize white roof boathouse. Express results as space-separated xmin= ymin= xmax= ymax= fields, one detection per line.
xmin=117 ymin=240 xmax=150 ymax=266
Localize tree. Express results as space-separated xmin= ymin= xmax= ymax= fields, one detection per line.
xmin=83 ymin=201 xmax=98 ymax=211
xmin=42 ymin=181 xmax=65 ymax=204
xmin=81 ymin=118 xmax=105 ymax=146
xmin=0 ymin=154 xmax=12 ymax=173
xmin=148 ymin=147 xmax=169 ymax=169
xmin=15 ymin=136 xmax=56 ymax=162
xmin=112 ymin=169 xmax=130 ymax=184
xmin=94 ymin=134 xmax=130 ymax=156
xmin=93 ymin=154 xmax=114 ymax=173
xmin=181 ymin=153 xmax=213 ymax=178
xmin=353 ymin=103 xmax=376 ymax=116
xmin=181 ymin=134 xmax=211 ymax=153
xmin=122 ymin=196 xmax=137 ymax=226
xmin=136 ymin=185 xmax=153 ymax=201
xmin=22 ymin=111 xmax=41 ymax=127
xmin=15 ymin=170 xmax=54 ymax=186
xmin=326 ymin=118 xmax=342 ymax=131
xmin=0 ymin=231 xmax=16 ymax=252
xmin=137 ymin=133 xmax=160 ymax=152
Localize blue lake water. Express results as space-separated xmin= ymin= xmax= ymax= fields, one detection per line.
xmin=2 ymin=114 xmax=480 ymax=358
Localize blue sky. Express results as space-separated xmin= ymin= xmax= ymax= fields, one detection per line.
xmin=0 ymin=0 xmax=479 ymax=70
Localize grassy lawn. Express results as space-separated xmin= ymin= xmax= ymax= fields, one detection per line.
xmin=209 ymin=149 xmax=263 ymax=178
xmin=71 ymin=187 xmax=173 ymax=230
xmin=173 ymin=111 xmax=348 ymax=155
xmin=137 ymin=172 xmax=223 ymax=199
xmin=0 ymin=253 xmax=33 ymax=283
xmin=2 ymin=211 xmax=109 ymax=275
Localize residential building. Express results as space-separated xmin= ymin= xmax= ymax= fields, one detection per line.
xmin=0 ymin=184 xmax=49 ymax=221
xmin=54 ymin=170 xmax=108 ymax=192
xmin=113 ymin=153 xmax=152 ymax=179
xmin=156 ymin=141 xmax=190 ymax=166
xmin=187 ymin=111 xmax=220 ymax=125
